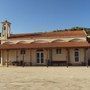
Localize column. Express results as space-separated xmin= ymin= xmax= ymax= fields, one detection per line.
xmin=0 ymin=50 xmax=3 ymax=66
xmin=84 ymin=48 xmax=88 ymax=67
xmin=49 ymin=49 xmax=52 ymax=66
xmin=66 ymin=48 xmax=70 ymax=68
xmin=30 ymin=49 xmax=32 ymax=66
xmin=6 ymin=50 xmax=9 ymax=67
xmin=22 ymin=52 xmax=25 ymax=67
xmin=46 ymin=49 xmax=49 ymax=60
xmin=16 ymin=50 xmax=18 ymax=61
xmin=45 ymin=49 xmax=49 ymax=67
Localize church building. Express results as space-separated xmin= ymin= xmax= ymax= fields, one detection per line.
xmin=0 ymin=20 xmax=90 ymax=67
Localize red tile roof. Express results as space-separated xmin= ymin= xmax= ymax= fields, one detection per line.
xmin=9 ymin=30 xmax=86 ymax=39
xmin=0 ymin=42 xmax=89 ymax=50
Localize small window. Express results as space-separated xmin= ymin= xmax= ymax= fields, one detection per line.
xmin=75 ymin=57 xmax=79 ymax=62
xmin=20 ymin=49 xmax=25 ymax=54
xmin=74 ymin=49 xmax=79 ymax=62
xmin=75 ymin=52 xmax=79 ymax=56
xmin=56 ymin=49 xmax=61 ymax=54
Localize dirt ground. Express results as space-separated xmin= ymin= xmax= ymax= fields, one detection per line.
xmin=0 ymin=66 xmax=90 ymax=90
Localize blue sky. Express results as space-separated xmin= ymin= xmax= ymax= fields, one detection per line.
xmin=0 ymin=0 xmax=90 ymax=33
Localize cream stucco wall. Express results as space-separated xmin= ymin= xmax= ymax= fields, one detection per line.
xmin=9 ymin=50 xmax=16 ymax=62
xmin=52 ymin=49 xmax=67 ymax=61
xmin=0 ymin=48 xmax=86 ymax=66
xmin=0 ymin=49 xmax=48 ymax=66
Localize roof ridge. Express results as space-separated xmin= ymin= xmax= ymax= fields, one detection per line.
xmin=9 ymin=30 xmax=86 ymax=39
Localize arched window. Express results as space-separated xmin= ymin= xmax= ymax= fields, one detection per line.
xmin=31 ymin=40 xmax=49 ymax=43
xmin=69 ymin=39 xmax=84 ymax=42
xmin=17 ymin=41 xmax=28 ymax=44
xmin=74 ymin=49 xmax=79 ymax=62
xmin=52 ymin=39 xmax=65 ymax=43
xmin=3 ymin=41 xmax=14 ymax=44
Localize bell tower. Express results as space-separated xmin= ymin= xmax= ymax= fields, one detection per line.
xmin=1 ymin=20 xmax=11 ymax=39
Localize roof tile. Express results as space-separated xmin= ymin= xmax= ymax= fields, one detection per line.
xmin=0 ymin=42 xmax=89 ymax=49
xmin=9 ymin=30 xmax=86 ymax=38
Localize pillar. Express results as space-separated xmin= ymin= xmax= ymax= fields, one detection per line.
xmin=16 ymin=50 xmax=18 ymax=61
xmin=66 ymin=48 xmax=70 ymax=68
xmin=30 ymin=49 xmax=32 ymax=66
xmin=45 ymin=49 xmax=49 ymax=67
xmin=0 ymin=50 xmax=3 ymax=66
xmin=84 ymin=48 xmax=88 ymax=67
xmin=49 ymin=49 xmax=52 ymax=66
xmin=6 ymin=50 xmax=9 ymax=67
xmin=22 ymin=53 xmax=25 ymax=67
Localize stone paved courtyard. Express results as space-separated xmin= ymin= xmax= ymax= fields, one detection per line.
xmin=0 ymin=66 xmax=90 ymax=90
